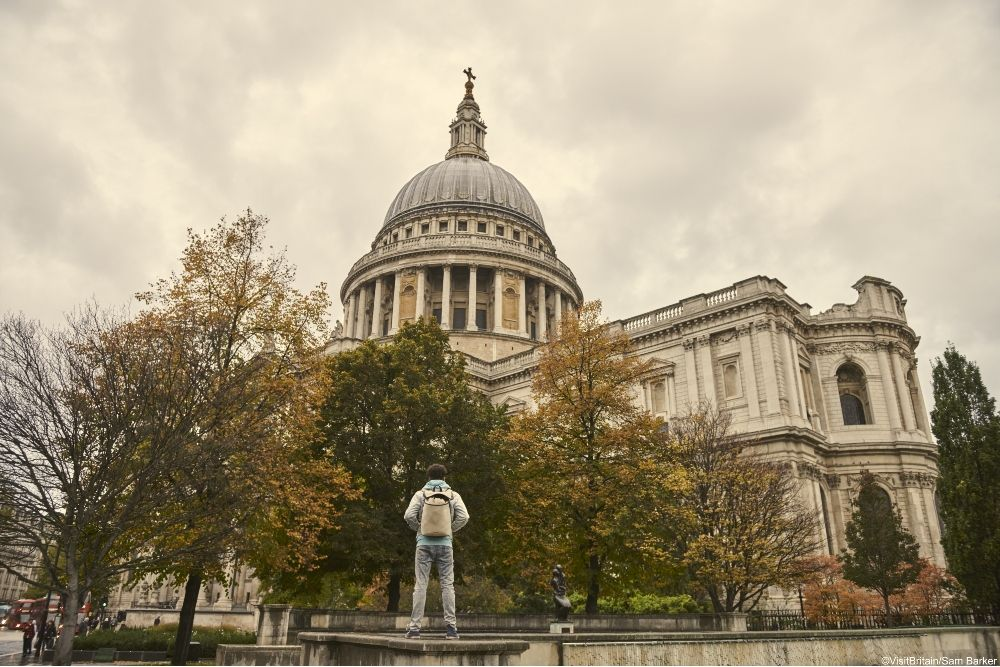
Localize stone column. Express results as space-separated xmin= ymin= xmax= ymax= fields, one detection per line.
xmin=345 ymin=293 xmax=357 ymax=339
xmin=415 ymin=266 xmax=426 ymax=322
xmin=684 ymin=338 xmax=699 ymax=409
xmin=441 ymin=265 xmax=451 ymax=329
xmin=518 ymin=274 xmax=527 ymax=335
xmin=493 ymin=267 xmax=504 ymax=333
xmin=911 ymin=362 xmax=932 ymax=434
xmin=754 ymin=319 xmax=780 ymax=415
xmin=737 ymin=325 xmax=761 ymax=418
xmin=892 ymin=346 xmax=917 ymax=430
xmin=876 ymin=342 xmax=903 ymax=430
xmin=778 ymin=324 xmax=801 ymax=418
xmin=790 ymin=334 xmax=809 ymax=417
xmin=666 ymin=373 xmax=677 ymax=417
xmin=390 ymin=270 xmax=402 ymax=335
xmin=537 ymin=281 xmax=547 ymax=339
xmin=554 ymin=288 xmax=563 ymax=332
xmin=352 ymin=290 xmax=364 ymax=339
xmin=697 ymin=335 xmax=716 ymax=406
xmin=466 ymin=265 xmax=478 ymax=331
xmin=370 ymin=277 xmax=383 ymax=339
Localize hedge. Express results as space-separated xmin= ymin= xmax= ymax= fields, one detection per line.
xmin=73 ymin=623 xmax=255 ymax=656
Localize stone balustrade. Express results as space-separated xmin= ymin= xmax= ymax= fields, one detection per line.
xmin=621 ymin=276 xmax=795 ymax=333
xmin=346 ymin=233 xmax=577 ymax=285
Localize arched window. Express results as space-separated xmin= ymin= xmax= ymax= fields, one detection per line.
xmin=837 ymin=362 xmax=871 ymax=426
xmin=840 ymin=394 xmax=866 ymax=425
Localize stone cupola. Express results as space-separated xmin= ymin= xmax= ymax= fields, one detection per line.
xmin=445 ymin=67 xmax=489 ymax=161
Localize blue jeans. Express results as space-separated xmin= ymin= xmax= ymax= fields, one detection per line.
xmin=409 ymin=545 xmax=456 ymax=629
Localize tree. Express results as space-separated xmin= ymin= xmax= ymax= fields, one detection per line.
xmin=133 ymin=210 xmax=348 ymax=664
xmin=801 ymin=556 xmax=881 ymax=624
xmin=931 ymin=344 xmax=1000 ymax=612
xmin=505 ymin=301 xmax=685 ymax=614
xmin=309 ymin=317 xmax=508 ymax=612
xmin=842 ymin=472 xmax=921 ymax=618
xmin=0 ymin=308 xmax=242 ymax=665
xmin=672 ymin=406 xmax=820 ymax=612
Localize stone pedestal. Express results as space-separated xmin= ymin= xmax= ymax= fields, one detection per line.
xmin=256 ymin=604 xmax=291 ymax=646
xmin=549 ymin=621 xmax=574 ymax=634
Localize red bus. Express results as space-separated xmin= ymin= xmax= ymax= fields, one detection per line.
xmin=3 ymin=598 xmax=39 ymax=631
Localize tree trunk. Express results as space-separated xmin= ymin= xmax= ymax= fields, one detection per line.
xmin=52 ymin=572 xmax=80 ymax=666
xmin=585 ymin=553 xmax=600 ymax=614
xmin=882 ymin=591 xmax=894 ymax=627
xmin=172 ymin=572 xmax=202 ymax=665
xmin=386 ymin=572 xmax=401 ymax=612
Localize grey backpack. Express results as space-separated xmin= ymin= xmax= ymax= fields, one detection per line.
xmin=419 ymin=487 xmax=454 ymax=537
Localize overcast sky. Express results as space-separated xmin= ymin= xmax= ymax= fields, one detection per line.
xmin=2 ymin=1 xmax=998 ymax=404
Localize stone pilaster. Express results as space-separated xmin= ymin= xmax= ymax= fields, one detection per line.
xmin=737 ymin=324 xmax=761 ymax=418
xmin=876 ymin=342 xmax=903 ymax=430
xmin=684 ymin=337 xmax=699 ymax=409
xmin=778 ymin=323 xmax=801 ymax=418
xmin=892 ymin=345 xmax=917 ymax=430
xmin=697 ymin=334 xmax=716 ymax=406
xmin=754 ymin=319 xmax=780 ymax=415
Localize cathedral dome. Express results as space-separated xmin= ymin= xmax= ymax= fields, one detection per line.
xmin=382 ymin=157 xmax=545 ymax=232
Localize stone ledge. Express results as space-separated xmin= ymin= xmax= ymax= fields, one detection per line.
xmin=299 ymin=632 xmax=529 ymax=666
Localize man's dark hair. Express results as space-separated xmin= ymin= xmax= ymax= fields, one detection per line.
xmin=427 ymin=463 xmax=447 ymax=480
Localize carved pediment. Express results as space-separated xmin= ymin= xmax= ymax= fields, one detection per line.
xmin=639 ymin=357 xmax=676 ymax=381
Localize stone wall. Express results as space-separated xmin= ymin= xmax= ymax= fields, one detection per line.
xmin=222 ymin=627 xmax=1000 ymax=666
xmin=560 ymin=628 xmax=1000 ymax=666
xmin=216 ymin=645 xmax=301 ymax=666
xmin=281 ymin=608 xmax=743 ymax=640
xmin=124 ymin=608 xmax=256 ymax=632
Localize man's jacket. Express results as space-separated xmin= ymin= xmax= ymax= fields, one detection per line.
xmin=403 ymin=479 xmax=470 ymax=546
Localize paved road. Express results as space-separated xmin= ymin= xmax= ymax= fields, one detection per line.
xmin=0 ymin=628 xmax=29 ymax=664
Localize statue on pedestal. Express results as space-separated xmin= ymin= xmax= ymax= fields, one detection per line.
xmin=550 ymin=564 xmax=571 ymax=621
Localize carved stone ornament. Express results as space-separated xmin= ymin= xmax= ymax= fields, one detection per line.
xmin=798 ymin=462 xmax=824 ymax=480
xmin=812 ymin=341 xmax=879 ymax=355
xmin=754 ymin=319 xmax=773 ymax=333
xmin=713 ymin=329 xmax=739 ymax=345
xmin=736 ymin=323 xmax=753 ymax=337
xmin=683 ymin=338 xmax=697 ymax=351
xmin=899 ymin=471 xmax=936 ymax=488
xmin=825 ymin=474 xmax=841 ymax=488
xmin=697 ymin=334 xmax=711 ymax=347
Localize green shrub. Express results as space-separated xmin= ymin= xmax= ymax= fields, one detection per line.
xmin=565 ymin=591 xmax=704 ymax=614
xmin=73 ymin=623 xmax=255 ymax=656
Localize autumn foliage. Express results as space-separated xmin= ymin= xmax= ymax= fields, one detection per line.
xmin=505 ymin=301 xmax=686 ymax=613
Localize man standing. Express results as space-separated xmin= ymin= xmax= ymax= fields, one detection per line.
xmin=403 ymin=463 xmax=469 ymax=640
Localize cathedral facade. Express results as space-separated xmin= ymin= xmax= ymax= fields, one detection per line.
xmin=112 ymin=73 xmax=942 ymax=614
xmin=333 ymin=73 xmax=943 ymax=567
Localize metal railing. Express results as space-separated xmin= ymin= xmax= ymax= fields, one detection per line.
xmin=748 ymin=609 xmax=999 ymax=631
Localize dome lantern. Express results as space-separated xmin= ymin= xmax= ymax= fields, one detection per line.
xmin=445 ymin=68 xmax=489 ymax=161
